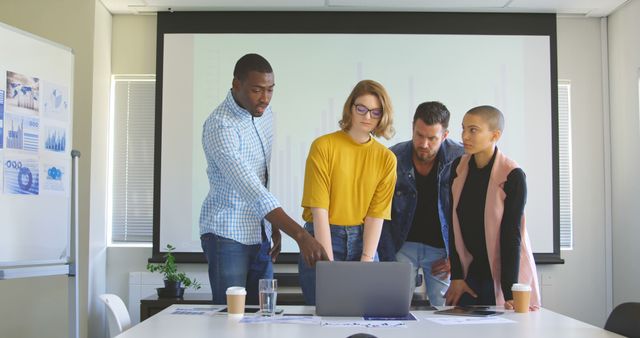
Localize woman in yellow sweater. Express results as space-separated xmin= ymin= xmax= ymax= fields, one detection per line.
xmin=298 ymin=80 xmax=397 ymax=305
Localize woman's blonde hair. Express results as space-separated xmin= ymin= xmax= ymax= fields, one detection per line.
xmin=339 ymin=80 xmax=395 ymax=140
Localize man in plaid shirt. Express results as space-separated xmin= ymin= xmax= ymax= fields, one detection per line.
xmin=200 ymin=53 xmax=328 ymax=304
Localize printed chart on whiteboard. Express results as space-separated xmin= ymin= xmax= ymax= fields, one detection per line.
xmin=2 ymin=70 xmax=70 ymax=196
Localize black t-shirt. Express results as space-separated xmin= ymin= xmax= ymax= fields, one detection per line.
xmin=449 ymin=151 xmax=527 ymax=300
xmin=406 ymin=160 xmax=445 ymax=248
xmin=457 ymin=154 xmax=493 ymax=279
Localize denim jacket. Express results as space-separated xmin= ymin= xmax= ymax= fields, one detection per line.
xmin=377 ymin=138 xmax=464 ymax=261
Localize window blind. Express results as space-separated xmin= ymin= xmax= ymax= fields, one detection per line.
xmin=110 ymin=75 xmax=155 ymax=243
xmin=558 ymin=81 xmax=573 ymax=250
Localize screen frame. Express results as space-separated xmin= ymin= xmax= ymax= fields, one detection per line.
xmin=151 ymin=11 xmax=563 ymax=264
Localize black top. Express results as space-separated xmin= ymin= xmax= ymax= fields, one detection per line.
xmin=449 ymin=150 xmax=527 ymax=300
xmin=406 ymin=160 xmax=445 ymax=248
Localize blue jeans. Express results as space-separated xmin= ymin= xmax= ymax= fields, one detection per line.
xmin=297 ymin=222 xmax=378 ymax=305
xmin=396 ymin=241 xmax=449 ymax=306
xmin=201 ymin=232 xmax=273 ymax=305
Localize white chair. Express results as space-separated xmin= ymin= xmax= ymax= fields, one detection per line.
xmin=99 ymin=294 xmax=132 ymax=338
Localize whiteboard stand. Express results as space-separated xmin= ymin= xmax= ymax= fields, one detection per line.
xmin=69 ymin=149 xmax=81 ymax=338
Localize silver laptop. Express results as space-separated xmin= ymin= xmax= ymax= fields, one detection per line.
xmin=315 ymin=261 xmax=413 ymax=317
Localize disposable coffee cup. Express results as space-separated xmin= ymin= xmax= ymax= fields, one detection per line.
xmin=511 ymin=283 xmax=532 ymax=313
xmin=226 ymin=286 xmax=247 ymax=316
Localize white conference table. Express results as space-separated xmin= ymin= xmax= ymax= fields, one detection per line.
xmin=117 ymin=304 xmax=622 ymax=338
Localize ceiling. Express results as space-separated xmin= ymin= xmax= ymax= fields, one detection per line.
xmin=101 ymin=0 xmax=629 ymax=17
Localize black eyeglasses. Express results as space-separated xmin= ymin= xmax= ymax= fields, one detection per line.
xmin=353 ymin=104 xmax=383 ymax=119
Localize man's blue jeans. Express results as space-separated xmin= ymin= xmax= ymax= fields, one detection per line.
xmin=297 ymin=222 xmax=378 ymax=305
xmin=396 ymin=241 xmax=449 ymax=306
xmin=201 ymin=232 xmax=273 ymax=305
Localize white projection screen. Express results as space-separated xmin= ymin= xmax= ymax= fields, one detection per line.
xmin=153 ymin=12 xmax=561 ymax=264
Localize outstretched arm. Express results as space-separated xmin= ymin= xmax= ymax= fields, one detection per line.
xmin=265 ymin=208 xmax=329 ymax=267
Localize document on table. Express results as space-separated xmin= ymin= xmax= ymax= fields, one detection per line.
xmin=240 ymin=316 xmax=322 ymax=325
xmin=425 ymin=316 xmax=515 ymax=325
xmin=321 ymin=320 xmax=406 ymax=328
xmin=170 ymin=307 xmax=224 ymax=315
xmin=364 ymin=313 xmax=417 ymax=321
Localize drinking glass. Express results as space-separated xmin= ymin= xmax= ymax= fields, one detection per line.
xmin=258 ymin=279 xmax=278 ymax=315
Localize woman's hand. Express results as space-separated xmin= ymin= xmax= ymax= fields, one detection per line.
xmin=504 ymin=300 xmax=514 ymax=310
xmin=444 ymin=279 xmax=477 ymax=306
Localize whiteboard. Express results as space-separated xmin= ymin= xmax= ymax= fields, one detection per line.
xmin=0 ymin=21 xmax=74 ymax=267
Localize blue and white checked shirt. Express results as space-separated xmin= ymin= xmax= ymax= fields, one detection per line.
xmin=199 ymin=90 xmax=280 ymax=245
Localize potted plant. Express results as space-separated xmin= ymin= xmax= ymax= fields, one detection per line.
xmin=147 ymin=244 xmax=201 ymax=298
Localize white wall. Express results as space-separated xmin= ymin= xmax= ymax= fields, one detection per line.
xmin=88 ymin=2 xmax=112 ymax=338
xmin=112 ymin=15 xmax=157 ymax=74
xmin=608 ymin=1 xmax=640 ymax=306
xmin=104 ymin=15 xmax=616 ymax=328
xmin=536 ymin=17 xmax=610 ymax=326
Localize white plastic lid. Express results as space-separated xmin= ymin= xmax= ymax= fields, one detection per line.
xmin=226 ymin=286 xmax=247 ymax=295
xmin=511 ymin=283 xmax=532 ymax=292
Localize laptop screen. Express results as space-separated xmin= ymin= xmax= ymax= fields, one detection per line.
xmin=315 ymin=261 xmax=413 ymax=317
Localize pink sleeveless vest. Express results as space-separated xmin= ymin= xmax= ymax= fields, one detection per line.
xmin=451 ymin=149 xmax=541 ymax=307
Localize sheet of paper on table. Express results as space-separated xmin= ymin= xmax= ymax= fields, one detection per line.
xmin=170 ymin=307 xmax=224 ymax=316
xmin=321 ymin=320 xmax=406 ymax=328
xmin=240 ymin=315 xmax=322 ymax=325
xmin=425 ymin=316 xmax=516 ymax=325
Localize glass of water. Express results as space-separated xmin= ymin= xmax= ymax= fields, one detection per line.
xmin=258 ymin=278 xmax=278 ymax=315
